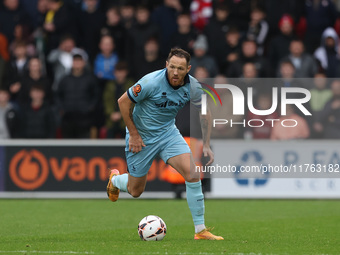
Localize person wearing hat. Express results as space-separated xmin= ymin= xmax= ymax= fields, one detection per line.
xmin=189 ymin=34 xmax=218 ymax=77
xmin=268 ymin=14 xmax=297 ymax=75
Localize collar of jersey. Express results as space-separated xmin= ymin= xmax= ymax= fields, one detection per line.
xmin=165 ymin=69 xmax=190 ymax=90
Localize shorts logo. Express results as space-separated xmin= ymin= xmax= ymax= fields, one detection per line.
xmin=133 ymin=84 xmax=142 ymax=97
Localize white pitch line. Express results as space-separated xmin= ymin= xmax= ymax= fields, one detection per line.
xmin=0 ymin=251 xmax=94 ymax=254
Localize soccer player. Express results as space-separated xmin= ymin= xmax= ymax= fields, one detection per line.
xmin=107 ymin=48 xmax=224 ymax=240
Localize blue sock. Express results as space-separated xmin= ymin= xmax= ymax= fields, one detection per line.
xmin=186 ymin=181 xmax=205 ymax=225
xmin=113 ymin=174 xmax=128 ymax=192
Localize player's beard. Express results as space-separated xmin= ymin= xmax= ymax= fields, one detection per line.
xmin=170 ymin=76 xmax=183 ymax=86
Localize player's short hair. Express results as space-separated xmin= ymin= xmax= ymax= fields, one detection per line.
xmin=167 ymin=48 xmax=191 ymax=66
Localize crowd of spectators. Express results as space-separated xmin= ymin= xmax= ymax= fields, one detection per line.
xmin=0 ymin=0 xmax=340 ymax=140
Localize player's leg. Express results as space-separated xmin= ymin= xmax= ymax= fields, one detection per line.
xmin=108 ymin=170 xmax=149 ymax=201
xmin=107 ymin=138 xmax=157 ymax=201
xmin=167 ymin=153 xmax=224 ymax=240
xmin=167 ymin=153 xmax=204 ymax=229
xmin=127 ymin=174 xmax=147 ymax=198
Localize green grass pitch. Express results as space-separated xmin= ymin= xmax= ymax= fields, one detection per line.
xmin=0 ymin=199 xmax=339 ymax=255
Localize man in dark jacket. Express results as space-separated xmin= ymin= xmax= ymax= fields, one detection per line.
xmin=268 ymin=14 xmax=296 ymax=74
xmin=0 ymin=0 xmax=30 ymax=43
xmin=43 ymin=0 xmax=76 ymax=53
xmin=57 ymin=53 xmax=99 ymax=138
xmin=20 ymin=84 xmax=55 ymax=138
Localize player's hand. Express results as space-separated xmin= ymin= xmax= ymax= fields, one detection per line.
xmin=203 ymin=145 xmax=214 ymax=165
xmin=129 ymin=133 xmax=146 ymax=153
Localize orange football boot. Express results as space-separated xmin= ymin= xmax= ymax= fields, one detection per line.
xmin=194 ymin=228 xmax=224 ymax=240
xmin=106 ymin=169 xmax=120 ymax=202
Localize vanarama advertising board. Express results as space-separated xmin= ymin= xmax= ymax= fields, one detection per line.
xmin=1 ymin=140 xmax=173 ymax=192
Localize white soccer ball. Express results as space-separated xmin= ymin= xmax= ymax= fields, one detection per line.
xmin=137 ymin=215 xmax=167 ymax=241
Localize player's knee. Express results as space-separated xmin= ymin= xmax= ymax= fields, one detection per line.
xmin=130 ymin=188 xmax=144 ymax=198
xmin=182 ymin=172 xmax=199 ymax=183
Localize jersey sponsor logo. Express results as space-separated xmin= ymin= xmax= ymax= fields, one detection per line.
xmin=155 ymin=100 xmax=184 ymax=108
xmin=132 ymin=84 xmax=142 ymax=97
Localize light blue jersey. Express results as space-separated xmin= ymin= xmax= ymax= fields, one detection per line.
xmin=127 ymin=68 xmax=203 ymax=144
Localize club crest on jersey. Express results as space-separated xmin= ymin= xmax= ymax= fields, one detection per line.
xmin=132 ymin=84 xmax=142 ymax=97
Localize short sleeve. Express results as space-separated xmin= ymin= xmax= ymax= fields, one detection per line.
xmin=189 ymin=77 xmax=203 ymax=108
xmin=127 ymin=81 xmax=153 ymax=104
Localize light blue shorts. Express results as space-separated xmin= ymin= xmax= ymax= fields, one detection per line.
xmin=125 ymin=129 xmax=190 ymax=177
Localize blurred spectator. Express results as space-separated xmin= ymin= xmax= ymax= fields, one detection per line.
xmin=189 ymin=34 xmax=218 ymax=77
xmin=93 ymin=35 xmax=119 ymax=86
xmin=268 ymin=14 xmax=296 ymax=74
xmin=0 ymin=31 xmax=9 ymax=87
xmin=314 ymin=80 xmax=340 ymax=139
xmin=127 ymin=5 xmax=158 ymax=69
xmin=227 ymin=0 xmax=251 ymax=32
xmin=204 ymin=4 xmax=235 ymax=65
xmin=21 ymin=0 xmax=48 ymax=29
xmin=93 ymin=35 xmax=119 ymax=130
xmin=263 ymin=0 xmax=304 ymax=36
xmin=305 ymin=0 xmax=338 ymax=54
xmin=100 ymin=6 xmax=127 ymax=59
xmin=9 ymin=23 xmax=36 ymax=57
xmin=4 ymin=41 xmax=30 ymax=101
xmin=0 ymin=87 xmax=20 ymax=138
xmin=76 ymin=0 xmax=105 ymax=63
xmin=227 ymin=39 xmax=270 ymax=78
xmin=278 ymin=59 xmax=296 ymax=80
xmin=20 ymin=84 xmax=55 ymax=138
xmin=310 ymin=72 xmax=332 ymax=138
xmin=0 ymin=30 xmax=10 ymax=62
xmin=43 ymin=0 xmax=76 ymax=53
xmin=18 ymin=57 xmax=52 ymax=105
xmin=310 ymin=72 xmax=332 ymax=114
xmin=314 ymin=27 xmax=340 ymax=78
xmin=120 ymin=2 xmax=135 ymax=30
xmin=103 ymin=62 xmax=134 ymax=138
xmin=47 ymin=34 xmax=88 ymax=91
xmin=152 ymin=0 xmax=182 ymax=56
xmin=271 ymin=104 xmax=310 ymax=140
xmin=170 ymin=12 xmax=198 ymax=55
xmin=193 ymin=65 xmax=209 ymax=80
xmin=133 ymin=37 xmax=165 ymax=80
xmin=242 ymin=62 xmax=257 ymax=79
xmin=214 ymin=27 xmax=242 ymax=73
xmin=246 ymin=6 xmax=268 ymax=55
xmin=238 ymin=62 xmax=268 ymax=98
xmin=279 ymin=39 xmax=317 ymax=78
xmin=57 ymin=54 xmax=99 ymax=138
xmin=245 ymin=93 xmax=279 ymax=139
xmin=190 ymin=0 xmax=213 ymax=31
xmin=0 ymin=0 xmax=30 ymax=43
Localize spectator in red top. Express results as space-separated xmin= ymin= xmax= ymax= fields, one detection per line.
xmin=190 ymin=0 xmax=213 ymax=32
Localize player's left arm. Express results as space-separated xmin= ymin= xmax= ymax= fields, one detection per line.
xmin=199 ymin=106 xmax=214 ymax=165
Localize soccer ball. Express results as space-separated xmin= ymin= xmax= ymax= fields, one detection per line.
xmin=137 ymin=215 xmax=167 ymax=241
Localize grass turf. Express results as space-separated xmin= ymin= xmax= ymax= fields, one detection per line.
xmin=0 ymin=199 xmax=339 ymax=255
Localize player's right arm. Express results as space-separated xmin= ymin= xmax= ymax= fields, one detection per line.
xmin=118 ymin=92 xmax=145 ymax=153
